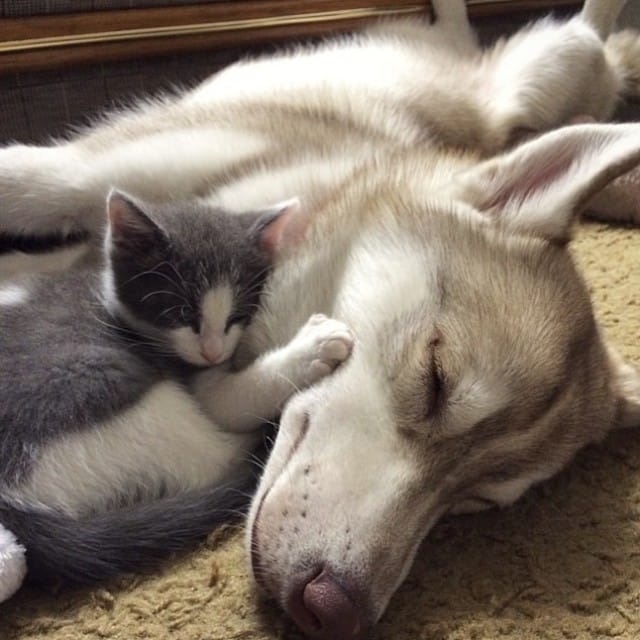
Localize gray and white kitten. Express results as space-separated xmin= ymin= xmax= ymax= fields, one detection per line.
xmin=103 ymin=190 xmax=289 ymax=367
xmin=0 ymin=191 xmax=302 ymax=584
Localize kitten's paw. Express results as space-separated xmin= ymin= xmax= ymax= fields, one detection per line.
xmin=285 ymin=313 xmax=355 ymax=386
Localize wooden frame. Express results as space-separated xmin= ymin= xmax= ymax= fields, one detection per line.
xmin=0 ymin=1 xmax=581 ymax=75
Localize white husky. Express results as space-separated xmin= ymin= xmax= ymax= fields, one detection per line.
xmin=1 ymin=0 xmax=640 ymax=637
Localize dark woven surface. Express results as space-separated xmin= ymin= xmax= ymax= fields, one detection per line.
xmin=1 ymin=1 xmax=224 ymax=17
xmin=0 ymin=46 xmax=258 ymax=143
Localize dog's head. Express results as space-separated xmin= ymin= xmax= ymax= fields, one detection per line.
xmin=248 ymin=124 xmax=640 ymax=639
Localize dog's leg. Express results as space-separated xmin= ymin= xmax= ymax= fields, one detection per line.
xmin=567 ymin=2 xmax=640 ymax=226
xmin=430 ymin=0 xmax=477 ymax=52
xmin=582 ymin=0 xmax=628 ymax=39
xmin=605 ymin=28 xmax=640 ymax=101
xmin=0 ymin=122 xmax=267 ymax=238
xmin=481 ymin=3 xmax=630 ymax=150
xmin=430 ymin=0 xmax=470 ymax=28
xmin=0 ymin=143 xmax=94 ymax=237
xmin=582 ymin=0 xmax=640 ymax=105
xmin=586 ymin=162 xmax=640 ymax=224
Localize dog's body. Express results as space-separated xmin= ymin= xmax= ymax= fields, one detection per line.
xmin=1 ymin=0 xmax=640 ymax=637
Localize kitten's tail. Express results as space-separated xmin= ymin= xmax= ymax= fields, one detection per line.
xmin=0 ymin=483 xmax=251 ymax=585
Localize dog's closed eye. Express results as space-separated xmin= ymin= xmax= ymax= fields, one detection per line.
xmin=425 ymin=333 xmax=446 ymax=419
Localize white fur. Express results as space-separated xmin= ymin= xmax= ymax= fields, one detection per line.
xmin=168 ymin=326 xmax=204 ymax=364
xmin=212 ymin=154 xmax=364 ymax=213
xmin=168 ymin=285 xmax=239 ymax=366
xmin=0 ymin=244 xmax=89 ymax=285
xmin=0 ymin=524 xmax=26 ymax=603
xmin=7 ymin=381 xmax=257 ymax=516
xmin=473 ymin=470 xmax=556 ymax=508
xmin=201 ymin=286 xmax=239 ymax=363
xmin=0 ymin=130 xmax=267 ymax=236
xmin=0 ymin=284 xmax=29 ymax=307
xmin=337 ymin=230 xmax=441 ymax=342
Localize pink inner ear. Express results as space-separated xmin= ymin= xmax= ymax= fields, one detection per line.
xmin=480 ymin=142 xmax=578 ymax=214
xmin=107 ymin=196 xmax=133 ymax=238
xmin=481 ymin=117 xmax=600 ymax=215
xmin=260 ymin=202 xmax=309 ymax=257
xmin=107 ymin=192 xmax=156 ymax=240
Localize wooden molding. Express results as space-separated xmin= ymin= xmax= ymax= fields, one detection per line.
xmin=0 ymin=1 xmax=581 ymax=75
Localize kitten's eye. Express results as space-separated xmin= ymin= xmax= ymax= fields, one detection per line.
xmin=179 ymin=306 xmax=200 ymax=333
xmin=224 ymin=313 xmax=245 ymax=333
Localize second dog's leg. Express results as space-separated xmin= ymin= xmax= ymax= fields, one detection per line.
xmin=430 ymin=0 xmax=470 ymax=28
xmin=486 ymin=21 xmax=618 ymax=146
xmin=0 ymin=123 xmax=267 ymax=238
xmin=582 ymin=0 xmax=629 ymax=39
xmin=431 ymin=0 xmax=477 ymax=52
xmin=481 ymin=6 xmax=628 ymax=150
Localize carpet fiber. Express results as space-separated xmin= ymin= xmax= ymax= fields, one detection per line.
xmin=0 ymin=220 xmax=638 ymax=640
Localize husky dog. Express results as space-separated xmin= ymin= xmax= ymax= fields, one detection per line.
xmin=1 ymin=0 xmax=639 ymax=637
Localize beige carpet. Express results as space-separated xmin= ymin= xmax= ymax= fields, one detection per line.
xmin=1 ymin=222 xmax=638 ymax=640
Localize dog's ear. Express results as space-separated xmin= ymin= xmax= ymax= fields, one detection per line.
xmin=606 ymin=343 xmax=640 ymax=430
xmin=459 ymin=124 xmax=640 ymax=242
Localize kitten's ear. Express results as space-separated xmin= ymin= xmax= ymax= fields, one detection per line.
xmin=458 ymin=123 xmax=640 ymax=243
xmin=107 ymin=189 xmax=166 ymax=248
xmin=251 ymin=197 xmax=308 ymax=258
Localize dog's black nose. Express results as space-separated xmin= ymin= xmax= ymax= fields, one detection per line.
xmin=286 ymin=568 xmax=365 ymax=640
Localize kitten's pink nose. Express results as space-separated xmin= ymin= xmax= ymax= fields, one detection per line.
xmin=200 ymin=333 xmax=224 ymax=364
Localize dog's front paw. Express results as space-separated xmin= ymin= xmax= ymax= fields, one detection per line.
xmin=284 ymin=313 xmax=354 ymax=386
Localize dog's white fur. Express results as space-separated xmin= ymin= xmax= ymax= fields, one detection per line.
xmin=1 ymin=0 xmax=640 ymax=636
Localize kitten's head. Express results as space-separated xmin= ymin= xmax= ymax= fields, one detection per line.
xmin=103 ymin=190 xmax=302 ymax=367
